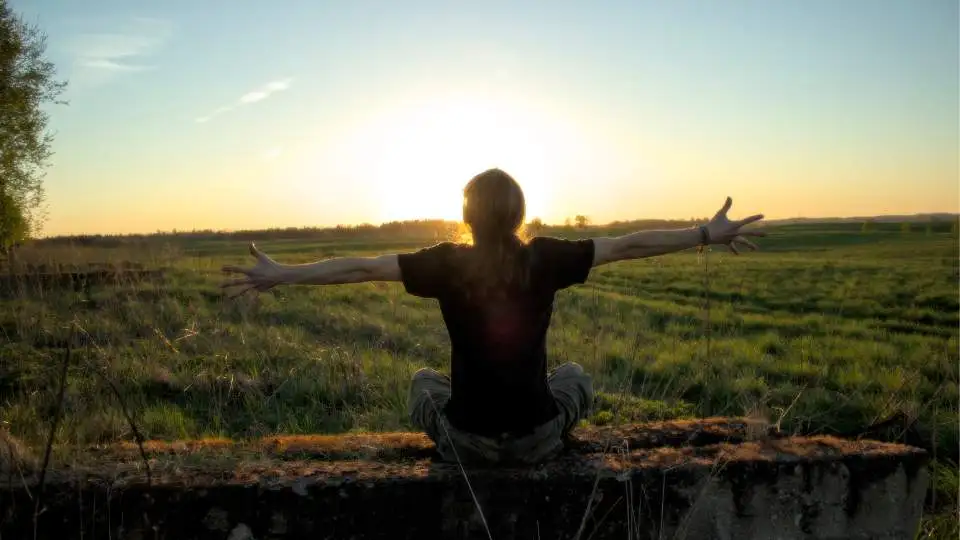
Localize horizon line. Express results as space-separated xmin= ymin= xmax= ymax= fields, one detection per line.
xmin=34 ymin=211 xmax=960 ymax=240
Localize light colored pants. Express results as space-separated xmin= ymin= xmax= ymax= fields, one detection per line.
xmin=407 ymin=362 xmax=594 ymax=465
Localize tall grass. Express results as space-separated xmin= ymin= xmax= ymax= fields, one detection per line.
xmin=1 ymin=225 xmax=957 ymax=536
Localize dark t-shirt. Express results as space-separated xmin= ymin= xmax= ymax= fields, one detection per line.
xmin=397 ymin=236 xmax=595 ymax=437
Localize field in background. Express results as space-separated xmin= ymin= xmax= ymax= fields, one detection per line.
xmin=2 ymin=220 xmax=958 ymax=534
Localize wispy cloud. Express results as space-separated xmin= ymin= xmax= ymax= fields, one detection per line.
xmin=66 ymin=17 xmax=172 ymax=85
xmin=196 ymin=78 xmax=295 ymax=123
xmin=262 ymin=146 xmax=284 ymax=161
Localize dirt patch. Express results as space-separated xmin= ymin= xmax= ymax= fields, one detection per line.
xmin=14 ymin=435 xmax=926 ymax=491
xmin=89 ymin=416 xmax=775 ymax=466
xmin=570 ymin=416 xmax=779 ymax=452
xmin=0 ymin=418 xmax=931 ymax=540
xmin=18 ymin=417 xmax=926 ymax=489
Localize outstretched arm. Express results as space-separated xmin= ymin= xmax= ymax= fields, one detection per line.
xmin=591 ymin=197 xmax=765 ymax=267
xmin=221 ymin=244 xmax=401 ymax=297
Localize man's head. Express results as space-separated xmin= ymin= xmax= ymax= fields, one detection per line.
xmin=462 ymin=168 xmax=526 ymax=245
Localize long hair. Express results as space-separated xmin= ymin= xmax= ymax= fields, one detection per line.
xmin=459 ymin=168 xmax=531 ymax=299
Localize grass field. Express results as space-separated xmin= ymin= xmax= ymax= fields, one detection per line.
xmin=1 ymin=220 xmax=958 ymax=536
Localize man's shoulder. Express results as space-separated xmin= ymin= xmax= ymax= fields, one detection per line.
xmin=526 ymin=236 xmax=596 ymax=288
xmin=404 ymin=241 xmax=465 ymax=257
xmin=396 ymin=241 xmax=469 ymax=298
xmin=528 ymin=235 xmax=595 ymax=251
xmin=397 ymin=241 xmax=471 ymax=272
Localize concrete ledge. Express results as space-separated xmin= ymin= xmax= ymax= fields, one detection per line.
xmin=1 ymin=418 xmax=929 ymax=540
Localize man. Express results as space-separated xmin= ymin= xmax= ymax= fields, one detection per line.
xmin=222 ymin=168 xmax=764 ymax=464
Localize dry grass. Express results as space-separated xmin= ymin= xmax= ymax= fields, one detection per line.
xmin=0 ymin=428 xmax=36 ymax=473
xmin=1 ymin=222 xmax=957 ymax=537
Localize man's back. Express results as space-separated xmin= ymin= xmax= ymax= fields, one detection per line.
xmin=397 ymin=236 xmax=595 ymax=436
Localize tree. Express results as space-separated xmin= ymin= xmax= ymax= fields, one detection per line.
xmin=574 ymin=214 xmax=590 ymax=228
xmin=0 ymin=189 xmax=26 ymax=246
xmin=0 ymin=0 xmax=67 ymax=251
xmin=900 ymin=222 xmax=912 ymax=234
xmin=526 ymin=217 xmax=544 ymax=236
xmin=861 ymin=220 xmax=874 ymax=234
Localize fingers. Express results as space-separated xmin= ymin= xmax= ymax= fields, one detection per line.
xmin=226 ymin=281 xmax=267 ymax=299
xmin=732 ymin=236 xmax=759 ymax=251
xmin=725 ymin=235 xmax=759 ymax=257
xmin=221 ymin=265 xmax=250 ymax=275
xmin=716 ymin=196 xmax=732 ymax=217
xmin=736 ymin=214 xmax=765 ymax=227
xmin=222 ymin=277 xmax=276 ymax=298
xmin=226 ymin=285 xmax=256 ymax=299
xmin=250 ymin=242 xmax=273 ymax=262
xmin=224 ymin=244 xmax=265 ymax=276
xmin=221 ymin=247 xmax=268 ymax=300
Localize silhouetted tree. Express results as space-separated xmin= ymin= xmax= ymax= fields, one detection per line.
xmin=0 ymin=0 xmax=67 ymax=251
xmin=574 ymin=215 xmax=590 ymax=228
xmin=861 ymin=220 xmax=874 ymax=234
xmin=526 ymin=217 xmax=544 ymax=236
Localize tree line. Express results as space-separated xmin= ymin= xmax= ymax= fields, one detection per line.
xmin=35 ymin=216 xmax=713 ymax=247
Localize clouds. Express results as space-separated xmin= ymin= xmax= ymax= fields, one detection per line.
xmin=240 ymin=80 xmax=293 ymax=104
xmin=66 ymin=17 xmax=172 ymax=86
xmin=195 ymin=78 xmax=294 ymax=123
xmin=262 ymin=147 xmax=284 ymax=161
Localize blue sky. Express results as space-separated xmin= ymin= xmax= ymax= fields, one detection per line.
xmin=13 ymin=0 xmax=959 ymax=235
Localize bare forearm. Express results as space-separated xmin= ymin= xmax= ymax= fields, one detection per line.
xmin=593 ymin=227 xmax=702 ymax=266
xmin=615 ymin=227 xmax=701 ymax=259
xmin=278 ymin=256 xmax=391 ymax=285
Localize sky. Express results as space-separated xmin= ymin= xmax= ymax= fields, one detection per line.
xmin=12 ymin=0 xmax=960 ymax=236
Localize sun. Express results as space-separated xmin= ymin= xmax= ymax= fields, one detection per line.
xmin=359 ymin=95 xmax=553 ymax=223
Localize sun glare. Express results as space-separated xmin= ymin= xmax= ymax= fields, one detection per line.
xmin=356 ymin=95 xmax=554 ymax=224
